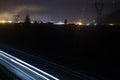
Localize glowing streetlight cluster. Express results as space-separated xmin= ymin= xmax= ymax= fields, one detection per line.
xmin=0 ymin=20 xmax=13 ymax=24
xmin=75 ymin=22 xmax=83 ymax=26
xmin=55 ymin=22 xmax=64 ymax=25
xmin=0 ymin=20 xmax=6 ymax=24
xmin=108 ymin=23 xmax=114 ymax=26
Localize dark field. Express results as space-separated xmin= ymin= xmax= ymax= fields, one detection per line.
xmin=0 ymin=24 xmax=120 ymax=80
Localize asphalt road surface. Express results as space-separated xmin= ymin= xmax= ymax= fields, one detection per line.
xmin=0 ymin=45 xmax=105 ymax=80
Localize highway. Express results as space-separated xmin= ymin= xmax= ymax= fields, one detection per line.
xmin=0 ymin=45 xmax=105 ymax=80
xmin=0 ymin=50 xmax=59 ymax=80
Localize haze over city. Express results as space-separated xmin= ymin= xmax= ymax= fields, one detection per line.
xmin=0 ymin=0 xmax=119 ymax=23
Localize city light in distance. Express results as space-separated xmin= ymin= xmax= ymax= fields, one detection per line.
xmin=75 ymin=22 xmax=83 ymax=26
xmin=55 ymin=21 xmax=64 ymax=25
xmin=0 ymin=20 xmax=6 ymax=24
xmin=0 ymin=20 xmax=13 ymax=24
xmin=86 ymin=23 xmax=90 ymax=26
xmin=109 ymin=23 xmax=114 ymax=26
xmin=8 ymin=20 xmax=12 ymax=23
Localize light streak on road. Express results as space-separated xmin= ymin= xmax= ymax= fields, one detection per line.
xmin=0 ymin=50 xmax=59 ymax=80
xmin=0 ymin=45 xmax=106 ymax=80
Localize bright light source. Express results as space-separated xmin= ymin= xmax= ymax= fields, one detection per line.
xmin=76 ymin=22 xmax=83 ymax=26
xmin=86 ymin=23 xmax=90 ymax=26
xmin=31 ymin=21 xmax=34 ymax=24
xmin=78 ymin=22 xmax=82 ymax=25
xmin=94 ymin=23 xmax=97 ymax=26
xmin=109 ymin=23 xmax=114 ymax=26
xmin=55 ymin=22 xmax=64 ymax=25
xmin=0 ymin=20 xmax=6 ymax=24
xmin=8 ymin=20 xmax=12 ymax=23
xmin=0 ymin=20 xmax=13 ymax=24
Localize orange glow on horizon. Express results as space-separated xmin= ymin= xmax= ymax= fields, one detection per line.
xmin=76 ymin=22 xmax=83 ymax=26
xmin=0 ymin=20 xmax=13 ymax=24
xmin=0 ymin=20 xmax=6 ymax=24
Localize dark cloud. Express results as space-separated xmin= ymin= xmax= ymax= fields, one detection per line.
xmin=0 ymin=0 xmax=119 ymax=22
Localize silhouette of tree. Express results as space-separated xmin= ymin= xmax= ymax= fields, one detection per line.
xmin=24 ymin=14 xmax=31 ymax=25
xmin=40 ymin=21 xmax=43 ymax=24
xmin=34 ymin=20 xmax=38 ymax=24
xmin=14 ymin=15 xmax=20 ymax=23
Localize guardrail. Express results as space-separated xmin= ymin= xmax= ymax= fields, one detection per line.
xmin=0 ymin=50 xmax=59 ymax=80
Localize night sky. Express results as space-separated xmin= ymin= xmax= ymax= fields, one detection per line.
xmin=0 ymin=0 xmax=120 ymax=23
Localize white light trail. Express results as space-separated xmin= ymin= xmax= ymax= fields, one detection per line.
xmin=0 ymin=50 xmax=59 ymax=80
xmin=0 ymin=52 xmax=49 ymax=80
xmin=0 ymin=57 xmax=36 ymax=80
